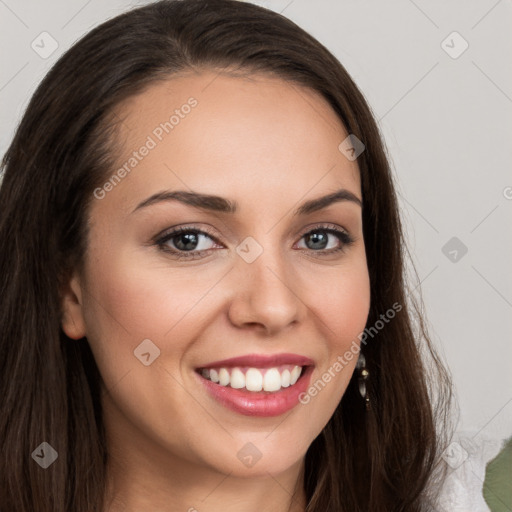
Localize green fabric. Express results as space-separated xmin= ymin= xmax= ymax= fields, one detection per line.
xmin=483 ymin=436 xmax=512 ymax=512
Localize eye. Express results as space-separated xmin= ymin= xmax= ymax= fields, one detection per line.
xmin=155 ymin=226 xmax=221 ymax=259
xmin=296 ymin=224 xmax=355 ymax=255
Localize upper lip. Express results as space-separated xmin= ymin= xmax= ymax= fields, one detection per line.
xmin=197 ymin=353 xmax=314 ymax=369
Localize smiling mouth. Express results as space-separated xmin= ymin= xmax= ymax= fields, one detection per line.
xmin=195 ymin=364 xmax=309 ymax=393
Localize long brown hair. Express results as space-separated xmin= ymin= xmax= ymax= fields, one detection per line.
xmin=0 ymin=1 xmax=454 ymax=510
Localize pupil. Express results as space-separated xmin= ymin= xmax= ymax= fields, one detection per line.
xmin=307 ymin=232 xmax=327 ymax=250
xmin=176 ymin=233 xmax=198 ymax=251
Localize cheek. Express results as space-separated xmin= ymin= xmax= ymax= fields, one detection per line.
xmin=82 ymin=247 xmax=215 ymax=340
xmin=299 ymin=258 xmax=370 ymax=412
xmin=79 ymin=244 xmax=236 ymax=398
xmin=328 ymin=284 xmax=370 ymax=349
xmin=79 ymin=248 xmax=185 ymax=388
xmin=311 ymin=258 xmax=371 ymax=348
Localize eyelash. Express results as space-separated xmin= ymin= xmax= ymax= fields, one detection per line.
xmin=154 ymin=223 xmax=355 ymax=261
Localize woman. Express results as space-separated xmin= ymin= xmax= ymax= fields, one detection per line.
xmin=0 ymin=0 xmax=454 ymax=510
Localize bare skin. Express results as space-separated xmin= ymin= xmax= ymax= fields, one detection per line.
xmin=60 ymin=69 xmax=371 ymax=512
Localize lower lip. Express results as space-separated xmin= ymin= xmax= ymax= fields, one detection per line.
xmin=196 ymin=366 xmax=314 ymax=417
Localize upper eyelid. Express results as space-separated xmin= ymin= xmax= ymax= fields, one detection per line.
xmin=156 ymin=225 xmax=220 ymax=244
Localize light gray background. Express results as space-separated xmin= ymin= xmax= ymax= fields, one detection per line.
xmin=1 ymin=0 xmax=511 ymax=445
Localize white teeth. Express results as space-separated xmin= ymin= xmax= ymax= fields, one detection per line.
xmin=209 ymin=369 xmax=219 ymax=383
xmin=245 ymin=368 xmax=263 ymax=391
xmin=281 ymin=369 xmax=291 ymax=388
xmin=263 ymin=368 xmax=281 ymax=392
xmin=218 ymin=368 xmax=230 ymax=386
xmin=200 ymin=365 xmax=304 ymax=392
xmin=290 ymin=365 xmax=301 ymax=385
xmin=230 ymin=368 xmax=245 ymax=389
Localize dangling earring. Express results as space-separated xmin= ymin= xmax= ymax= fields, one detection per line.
xmin=356 ymin=352 xmax=370 ymax=410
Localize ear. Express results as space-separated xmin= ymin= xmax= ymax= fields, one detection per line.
xmin=60 ymin=271 xmax=86 ymax=340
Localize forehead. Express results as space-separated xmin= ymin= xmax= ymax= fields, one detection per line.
xmin=102 ymin=70 xmax=361 ymax=215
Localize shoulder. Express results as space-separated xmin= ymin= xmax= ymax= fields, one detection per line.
xmin=434 ymin=433 xmax=505 ymax=512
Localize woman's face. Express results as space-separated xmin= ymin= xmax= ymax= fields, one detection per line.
xmin=62 ymin=70 xmax=371 ymax=479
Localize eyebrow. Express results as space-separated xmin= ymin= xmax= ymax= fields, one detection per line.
xmin=131 ymin=188 xmax=362 ymax=216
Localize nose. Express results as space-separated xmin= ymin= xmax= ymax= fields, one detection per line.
xmin=227 ymin=242 xmax=306 ymax=336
